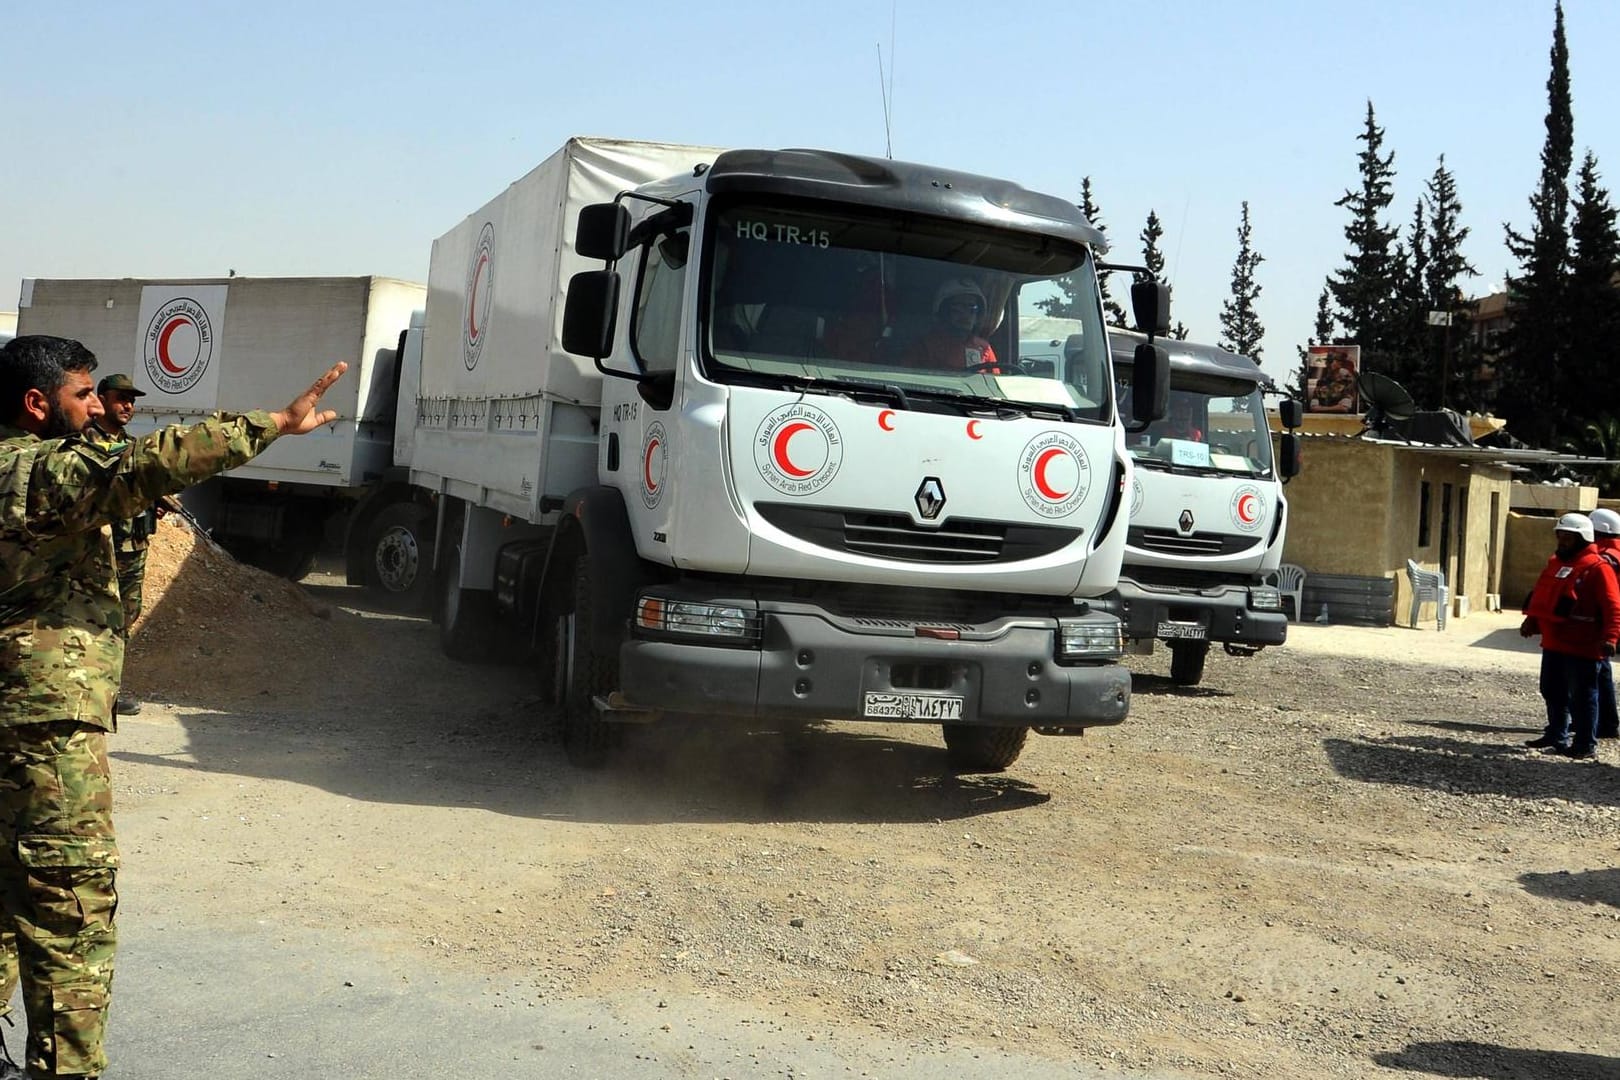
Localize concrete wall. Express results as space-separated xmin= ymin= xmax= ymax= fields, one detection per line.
xmin=1503 ymin=512 xmax=1556 ymax=609
xmin=1279 ymin=436 xmax=1514 ymax=625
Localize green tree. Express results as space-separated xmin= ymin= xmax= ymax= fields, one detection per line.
xmin=1138 ymin=210 xmax=1166 ymax=284
xmin=1422 ymin=156 xmax=1479 ymax=410
xmin=1567 ymin=150 xmax=1620 ymax=420
xmin=1292 ymin=287 xmax=1336 ymax=399
xmin=1499 ymin=1 xmax=1574 ymax=446
xmin=1559 ymin=415 xmax=1620 ymax=493
xmin=1386 ymin=203 xmax=1430 ymax=400
xmin=1326 ymin=102 xmax=1401 ymax=369
xmin=1040 ymin=177 xmax=1128 ymax=325
xmin=1218 ymin=201 xmax=1265 ymax=360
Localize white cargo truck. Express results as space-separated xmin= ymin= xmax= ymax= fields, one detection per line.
xmin=387 ymin=137 xmax=1172 ymax=769
xmin=1102 ymin=328 xmax=1302 ymax=684
xmin=15 ymin=275 xmax=426 ymax=581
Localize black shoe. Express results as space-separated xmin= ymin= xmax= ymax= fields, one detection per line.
xmin=1524 ymin=735 xmax=1565 ymax=749
xmin=1539 ymin=742 xmax=1573 ymax=755
xmin=115 ymin=691 xmax=142 ymax=716
xmin=1557 ymin=745 xmax=1598 ymax=760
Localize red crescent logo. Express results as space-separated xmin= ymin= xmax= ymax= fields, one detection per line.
xmin=157 ymin=315 xmax=193 ymax=375
xmin=644 ymin=437 xmax=661 ymax=492
xmin=468 ymin=254 xmax=489 ymax=340
xmin=1236 ymin=492 xmax=1259 ymax=525
xmin=1033 ymin=447 xmax=1070 ymax=501
xmin=772 ymin=421 xmax=816 ymax=478
xmin=967 ymin=420 xmax=983 ymax=440
xmin=877 ymin=409 xmax=895 ymax=431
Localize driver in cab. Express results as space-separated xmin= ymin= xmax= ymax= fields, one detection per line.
xmin=905 ymin=278 xmax=998 ymax=370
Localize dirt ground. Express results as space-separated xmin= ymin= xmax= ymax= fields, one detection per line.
xmin=114 ymin=521 xmax=1620 ymax=1079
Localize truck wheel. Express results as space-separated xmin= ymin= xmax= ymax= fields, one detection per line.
xmin=1169 ymin=640 xmax=1209 ymax=686
xmin=559 ymin=556 xmax=621 ymax=768
xmin=942 ymin=725 xmax=1029 ymax=772
xmin=437 ymin=534 xmax=497 ymax=661
xmin=362 ymin=503 xmax=433 ymax=611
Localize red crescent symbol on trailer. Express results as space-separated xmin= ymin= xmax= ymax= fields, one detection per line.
xmin=157 ymin=316 xmax=192 ymax=375
xmin=1033 ymin=447 xmax=1070 ymax=501
xmin=1236 ymin=492 xmax=1259 ymax=525
xmin=644 ymin=437 xmax=661 ymax=492
xmin=772 ymin=421 xmax=816 ymax=478
xmin=966 ymin=420 xmax=983 ymax=440
xmin=468 ymin=254 xmax=489 ymax=339
xmin=877 ymin=409 xmax=895 ymax=431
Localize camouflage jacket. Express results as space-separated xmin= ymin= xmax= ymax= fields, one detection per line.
xmin=0 ymin=411 xmax=281 ymax=730
xmin=85 ymin=420 xmax=158 ymax=553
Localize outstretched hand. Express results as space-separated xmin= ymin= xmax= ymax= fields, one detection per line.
xmin=270 ymin=361 xmax=349 ymax=435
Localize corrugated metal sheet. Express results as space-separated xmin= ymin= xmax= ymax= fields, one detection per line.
xmin=1302 ymin=572 xmax=1394 ymax=627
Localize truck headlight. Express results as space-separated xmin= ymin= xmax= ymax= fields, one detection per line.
xmin=1249 ymin=585 xmax=1283 ymax=611
xmin=635 ymin=597 xmax=762 ymax=645
xmin=1056 ymin=617 xmax=1124 ymax=661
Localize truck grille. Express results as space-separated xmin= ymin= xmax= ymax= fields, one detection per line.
xmin=756 ymin=504 xmax=1080 ymax=565
xmin=1128 ymin=527 xmax=1260 ymax=558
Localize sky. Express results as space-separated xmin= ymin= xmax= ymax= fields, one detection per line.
xmin=4 ymin=1 xmax=1618 ymax=385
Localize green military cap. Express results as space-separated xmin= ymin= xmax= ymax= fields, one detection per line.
xmin=97 ymin=373 xmax=146 ymax=397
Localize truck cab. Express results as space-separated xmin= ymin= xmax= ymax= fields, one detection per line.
xmin=1099 ymin=328 xmax=1298 ymax=684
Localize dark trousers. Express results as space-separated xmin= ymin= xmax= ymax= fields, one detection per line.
xmin=1600 ymin=657 xmax=1618 ymax=737
xmin=1540 ymin=649 xmax=1602 ymax=751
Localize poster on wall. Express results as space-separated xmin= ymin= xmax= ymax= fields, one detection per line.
xmin=1305 ymin=344 xmax=1360 ymax=413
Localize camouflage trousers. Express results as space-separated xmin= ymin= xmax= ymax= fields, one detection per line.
xmin=0 ymin=722 xmax=118 ymax=1077
xmin=116 ymin=544 xmax=148 ymax=635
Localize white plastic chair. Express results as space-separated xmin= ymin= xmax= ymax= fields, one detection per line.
xmin=1272 ymin=563 xmax=1306 ymax=622
xmin=1405 ymin=559 xmax=1448 ymax=630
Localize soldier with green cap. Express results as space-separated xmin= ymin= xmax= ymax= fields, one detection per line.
xmin=0 ymin=334 xmax=346 ymax=1079
xmin=86 ymin=373 xmax=155 ymax=717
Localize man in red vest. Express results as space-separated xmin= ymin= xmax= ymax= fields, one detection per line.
xmin=1589 ymin=507 xmax=1620 ymax=738
xmin=1520 ymin=513 xmax=1620 ymax=759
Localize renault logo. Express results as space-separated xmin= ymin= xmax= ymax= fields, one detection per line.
xmin=1178 ymin=509 xmax=1195 ymax=534
xmin=915 ymin=477 xmax=946 ymax=520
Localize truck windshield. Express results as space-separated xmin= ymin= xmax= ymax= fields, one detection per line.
xmin=703 ymin=200 xmax=1111 ymax=421
xmin=1117 ymin=368 xmax=1275 ymax=477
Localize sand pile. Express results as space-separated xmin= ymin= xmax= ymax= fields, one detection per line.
xmin=123 ymin=516 xmax=351 ymax=707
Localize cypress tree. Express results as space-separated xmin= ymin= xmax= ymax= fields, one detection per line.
xmin=1567 ymin=150 xmax=1620 ymax=422
xmin=1218 ymin=201 xmax=1265 ymax=360
xmin=1292 ymin=288 xmax=1337 ymax=399
xmin=1422 ymin=156 xmax=1478 ymax=409
xmin=1499 ymin=1 xmax=1574 ymax=446
xmin=1040 ymin=176 xmax=1129 ymax=325
xmin=1327 ymin=102 xmax=1401 ymax=370
xmin=1138 ymin=210 xmax=1166 ymax=284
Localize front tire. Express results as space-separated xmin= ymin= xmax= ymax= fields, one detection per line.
xmin=362 ymin=502 xmax=434 ymax=611
xmin=558 ymin=556 xmax=621 ymax=768
xmin=942 ymin=725 xmax=1029 ymax=772
xmin=1169 ymin=640 xmax=1209 ymax=686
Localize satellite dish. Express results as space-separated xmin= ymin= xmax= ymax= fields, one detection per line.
xmin=1357 ymin=371 xmax=1417 ymax=439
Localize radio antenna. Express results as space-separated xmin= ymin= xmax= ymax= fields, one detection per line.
xmin=877 ymin=2 xmax=897 ymax=158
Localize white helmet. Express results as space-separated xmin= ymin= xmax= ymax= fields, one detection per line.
xmin=933 ymin=277 xmax=986 ymax=317
xmin=1555 ymin=512 xmax=1595 ymax=543
xmin=1590 ymin=508 xmax=1620 ymax=536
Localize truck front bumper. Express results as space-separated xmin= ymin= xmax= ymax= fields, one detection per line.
xmin=1103 ymin=576 xmax=1289 ymax=647
xmin=619 ymin=601 xmax=1130 ymax=729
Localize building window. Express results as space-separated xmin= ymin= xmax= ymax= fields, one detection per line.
xmin=1418 ymin=482 xmax=1432 ymax=547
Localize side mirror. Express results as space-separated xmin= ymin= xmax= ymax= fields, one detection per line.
xmin=1130 ymin=281 xmax=1172 ymax=336
xmin=1279 ymin=432 xmax=1302 ymax=480
xmin=1279 ymin=398 xmax=1304 ymax=430
xmin=575 ymin=203 xmax=630 ymax=262
xmin=561 ymin=270 xmax=620 ymax=360
xmin=1131 ymin=342 xmax=1170 ymax=424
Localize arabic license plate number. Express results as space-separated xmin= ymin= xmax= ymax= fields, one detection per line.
xmin=863 ymin=693 xmax=965 ymax=721
xmin=1157 ymin=620 xmax=1207 ymax=640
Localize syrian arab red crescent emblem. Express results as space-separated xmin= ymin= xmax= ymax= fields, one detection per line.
xmin=1231 ymin=485 xmax=1264 ymax=532
xmin=1017 ymin=431 xmax=1090 ymax=518
xmin=754 ymin=404 xmax=843 ymax=496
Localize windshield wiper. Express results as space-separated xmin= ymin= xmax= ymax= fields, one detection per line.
xmin=895 ymin=387 xmax=1079 ymax=422
xmin=724 ymin=370 xmax=912 ymax=409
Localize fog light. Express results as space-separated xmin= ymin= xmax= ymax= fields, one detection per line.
xmin=1057 ymin=617 xmax=1124 ymax=660
xmin=1249 ymin=585 xmax=1283 ymax=611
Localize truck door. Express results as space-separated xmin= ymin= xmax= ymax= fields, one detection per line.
xmin=601 ymin=207 xmax=694 ymax=563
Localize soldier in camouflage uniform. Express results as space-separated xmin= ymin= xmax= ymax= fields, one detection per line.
xmin=0 ymin=335 xmax=346 ymax=1078
xmin=87 ymin=374 xmax=156 ymax=718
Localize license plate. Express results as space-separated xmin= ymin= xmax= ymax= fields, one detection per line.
xmin=863 ymin=692 xmax=965 ymax=720
xmin=1157 ymin=620 xmax=1207 ymax=640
